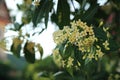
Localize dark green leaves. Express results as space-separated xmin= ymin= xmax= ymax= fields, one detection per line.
xmin=24 ymin=41 xmax=35 ymax=63
xmin=94 ymin=27 xmax=108 ymax=41
xmin=74 ymin=0 xmax=99 ymax=25
xmin=108 ymin=39 xmax=119 ymax=51
xmin=32 ymin=0 xmax=54 ymax=28
xmin=81 ymin=4 xmax=99 ymax=21
xmin=44 ymin=1 xmax=54 ymax=27
xmin=57 ymin=0 xmax=70 ymax=29
xmin=23 ymin=42 xmax=44 ymax=63
xmin=111 ymin=0 xmax=120 ymax=10
xmin=51 ymin=0 xmax=70 ymax=29
xmin=63 ymin=43 xmax=74 ymax=59
xmin=55 ymin=42 xmax=74 ymax=59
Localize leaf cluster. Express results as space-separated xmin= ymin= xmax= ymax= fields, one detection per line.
xmin=3 ymin=0 xmax=120 ymax=80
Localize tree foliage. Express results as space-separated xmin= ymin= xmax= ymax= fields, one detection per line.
xmin=3 ymin=0 xmax=120 ymax=80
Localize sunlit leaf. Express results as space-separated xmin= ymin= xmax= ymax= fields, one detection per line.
xmin=36 ymin=43 xmax=43 ymax=58
xmin=11 ymin=38 xmax=23 ymax=58
xmin=0 ymin=40 xmax=6 ymax=50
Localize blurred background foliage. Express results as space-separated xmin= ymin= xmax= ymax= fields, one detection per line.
xmin=0 ymin=0 xmax=120 ymax=80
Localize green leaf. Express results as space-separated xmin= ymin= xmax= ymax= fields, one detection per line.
xmin=94 ymin=27 xmax=108 ymax=41
xmin=81 ymin=4 xmax=99 ymax=21
xmin=112 ymin=0 xmax=120 ymax=10
xmin=44 ymin=0 xmax=54 ymax=28
xmin=85 ymin=58 xmax=91 ymax=65
xmin=10 ymin=38 xmax=22 ymax=58
xmin=32 ymin=0 xmax=46 ymax=27
xmin=55 ymin=42 xmax=66 ymax=58
xmin=34 ymin=56 xmax=58 ymax=72
xmin=66 ymin=67 xmax=73 ymax=77
xmin=53 ymin=71 xmax=64 ymax=77
xmin=45 ymin=12 xmax=49 ymax=28
xmin=10 ymin=23 xmax=24 ymax=31
xmin=39 ymin=77 xmax=51 ymax=80
xmin=32 ymin=0 xmax=53 ymax=28
xmin=24 ymin=41 xmax=35 ymax=63
xmin=55 ymin=0 xmax=70 ymax=29
xmin=36 ymin=44 xmax=43 ymax=58
xmin=81 ymin=0 xmax=87 ymax=11
xmin=74 ymin=1 xmax=99 ymax=24
xmin=53 ymin=71 xmax=72 ymax=80
xmin=11 ymin=43 xmax=21 ymax=58
xmin=75 ymin=0 xmax=82 ymax=4
xmin=109 ymin=39 xmax=119 ymax=51
xmin=13 ymin=23 xmax=22 ymax=31
xmin=63 ymin=43 xmax=74 ymax=59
